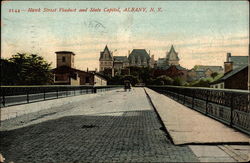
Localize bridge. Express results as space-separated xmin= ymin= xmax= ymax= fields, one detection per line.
xmin=0 ymin=86 xmax=249 ymax=162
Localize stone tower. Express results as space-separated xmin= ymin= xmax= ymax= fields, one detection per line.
xmin=55 ymin=51 xmax=75 ymax=68
xmin=99 ymin=45 xmax=113 ymax=71
xmin=166 ymin=45 xmax=180 ymax=66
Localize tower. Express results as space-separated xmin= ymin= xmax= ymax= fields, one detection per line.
xmin=99 ymin=45 xmax=113 ymax=72
xmin=55 ymin=51 xmax=75 ymax=68
xmin=166 ymin=45 xmax=180 ymax=66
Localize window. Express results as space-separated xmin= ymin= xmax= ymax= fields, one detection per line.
xmin=62 ymin=56 xmax=66 ymax=62
xmin=86 ymin=77 xmax=90 ymax=83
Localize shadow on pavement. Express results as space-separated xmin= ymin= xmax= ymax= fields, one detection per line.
xmin=0 ymin=110 xmax=198 ymax=163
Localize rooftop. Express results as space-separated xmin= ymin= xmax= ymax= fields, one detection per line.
xmin=128 ymin=49 xmax=150 ymax=61
xmin=55 ymin=51 xmax=75 ymax=55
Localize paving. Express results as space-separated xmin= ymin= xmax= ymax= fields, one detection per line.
xmin=145 ymin=88 xmax=250 ymax=162
xmin=0 ymin=88 xmax=199 ymax=163
xmin=144 ymin=88 xmax=250 ymax=145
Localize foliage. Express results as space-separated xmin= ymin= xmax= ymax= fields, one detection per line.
xmin=152 ymin=75 xmax=174 ymax=85
xmin=107 ymin=75 xmax=123 ymax=85
xmin=107 ymin=74 xmax=140 ymax=86
xmin=122 ymin=75 xmax=140 ymax=86
xmin=193 ymin=65 xmax=199 ymax=70
xmin=0 ymin=59 xmax=19 ymax=85
xmin=1 ymin=53 xmax=53 ymax=85
xmin=211 ymin=72 xmax=219 ymax=79
xmin=189 ymin=78 xmax=211 ymax=87
xmin=173 ymin=77 xmax=184 ymax=86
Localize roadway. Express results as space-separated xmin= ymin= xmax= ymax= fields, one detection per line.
xmin=0 ymin=88 xmax=249 ymax=162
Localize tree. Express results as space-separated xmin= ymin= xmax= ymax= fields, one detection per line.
xmin=122 ymin=75 xmax=139 ymax=86
xmin=191 ymin=79 xmax=210 ymax=87
xmin=211 ymin=72 xmax=219 ymax=79
xmin=193 ymin=65 xmax=199 ymax=70
xmin=173 ymin=77 xmax=184 ymax=86
xmin=1 ymin=53 xmax=53 ymax=85
xmin=0 ymin=59 xmax=19 ymax=85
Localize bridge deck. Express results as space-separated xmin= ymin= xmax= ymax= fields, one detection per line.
xmin=0 ymin=88 xmax=199 ymax=162
xmin=0 ymin=87 xmax=249 ymax=162
xmin=145 ymin=88 xmax=249 ymax=145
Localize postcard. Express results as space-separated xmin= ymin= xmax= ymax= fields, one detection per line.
xmin=1 ymin=1 xmax=249 ymax=163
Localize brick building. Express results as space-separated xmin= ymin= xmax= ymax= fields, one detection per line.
xmin=53 ymin=51 xmax=107 ymax=86
xmin=210 ymin=53 xmax=248 ymax=90
xmin=153 ymin=65 xmax=188 ymax=80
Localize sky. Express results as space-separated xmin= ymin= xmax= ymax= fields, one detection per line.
xmin=1 ymin=1 xmax=249 ymax=70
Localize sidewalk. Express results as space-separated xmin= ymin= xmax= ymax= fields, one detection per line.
xmin=144 ymin=88 xmax=249 ymax=145
xmin=145 ymin=88 xmax=250 ymax=162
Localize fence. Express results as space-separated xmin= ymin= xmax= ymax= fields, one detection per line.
xmin=148 ymin=85 xmax=250 ymax=135
xmin=0 ymin=85 xmax=123 ymax=107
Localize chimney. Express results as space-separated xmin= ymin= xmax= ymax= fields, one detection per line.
xmin=224 ymin=53 xmax=233 ymax=74
xmin=227 ymin=52 xmax=231 ymax=62
xmin=87 ymin=67 xmax=89 ymax=72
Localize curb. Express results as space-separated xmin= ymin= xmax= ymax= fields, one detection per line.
xmin=143 ymin=88 xmax=175 ymax=145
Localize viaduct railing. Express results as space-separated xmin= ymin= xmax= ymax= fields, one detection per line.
xmin=0 ymin=85 xmax=123 ymax=107
xmin=148 ymin=85 xmax=250 ymax=135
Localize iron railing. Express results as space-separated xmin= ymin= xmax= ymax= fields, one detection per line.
xmin=0 ymin=85 xmax=123 ymax=107
xmin=148 ymin=85 xmax=250 ymax=135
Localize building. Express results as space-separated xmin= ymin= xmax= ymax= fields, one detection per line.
xmin=153 ymin=65 xmax=188 ymax=80
xmin=99 ymin=45 xmax=113 ymax=72
xmin=113 ymin=56 xmax=129 ymax=70
xmin=166 ymin=45 xmax=180 ymax=66
xmin=53 ymin=51 xmax=107 ymax=86
xmin=195 ymin=65 xmax=224 ymax=74
xmin=128 ymin=49 xmax=154 ymax=68
xmin=187 ymin=65 xmax=224 ymax=81
xmin=99 ymin=45 xmax=155 ymax=76
xmin=157 ymin=45 xmax=180 ymax=69
xmin=154 ymin=45 xmax=188 ymax=80
xmin=55 ymin=51 xmax=76 ymax=68
xmin=226 ymin=52 xmax=248 ymax=70
xmin=210 ymin=53 xmax=248 ymax=90
xmin=210 ymin=65 xmax=248 ymax=90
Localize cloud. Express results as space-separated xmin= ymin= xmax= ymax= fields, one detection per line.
xmin=2 ymin=27 xmax=249 ymax=70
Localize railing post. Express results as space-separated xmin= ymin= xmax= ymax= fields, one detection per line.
xmin=183 ymin=90 xmax=185 ymax=105
xmin=27 ymin=89 xmax=29 ymax=103
xmin=177 ymin=89 xmax=180 ymax=101
xmin=93 ymin=87 xmax=97 ymax=93
xmin=56 ymin=88 xmax=59 ymax=98
xmin=43 ymin=89 xmax=46 ymax=100
xmin=192 ymin=90 xmax=195 ymax=109
xmin=74 ymin=87 xmax=76 ymax=96
xmin=2 ymin=91 xmax=6 ymax=107
xmin=205 ymin=90 xmax=209 ymax=115
xmin=230 ymin=93 xmax=234 ymax=127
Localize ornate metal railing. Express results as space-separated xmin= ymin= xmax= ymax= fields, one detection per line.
xmin=0 ymin=85 xmax=123 ymax=107
xmin=148 ymin=86 xmax=250 ymax=135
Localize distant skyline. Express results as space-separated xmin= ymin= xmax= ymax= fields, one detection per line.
xmin=1 ymin=1 xmax=249 ymax=70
